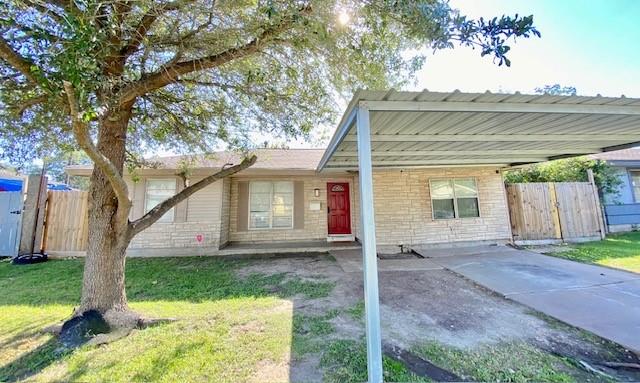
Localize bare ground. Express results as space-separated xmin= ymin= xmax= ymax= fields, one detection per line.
xmin=235 ymin=254 xmax=640 ymax=382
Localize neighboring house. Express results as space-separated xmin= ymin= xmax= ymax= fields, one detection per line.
xmin=65 ymin=148 xmax=511 ymax=256
xmin=591 ymin=148 xmax=640 ymax=232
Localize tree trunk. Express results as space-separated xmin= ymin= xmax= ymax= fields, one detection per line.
xmin=77 ymin=106 xmax=133 ymax=318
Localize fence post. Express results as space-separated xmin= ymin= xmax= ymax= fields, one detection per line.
xmin=548 ymin=182 xmax=563 ymax=240
xmin=587 ymin=169 xmax=607 ymax=239
xmin=19 ymin=175 xmax=47 ymax=255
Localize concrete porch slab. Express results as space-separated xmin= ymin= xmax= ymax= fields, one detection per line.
xmin=219 ymin=240 xmax=360 ymax=256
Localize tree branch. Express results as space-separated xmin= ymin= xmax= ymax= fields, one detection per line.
xmin=120 ymin=0 xmax=196 ymax=57
xmin=117 ymin=5 xmax=311 ymax=106
xmin=13 ymin=94 xmax=48 ymax=115
xmin=129 ymin=154 xmax=257 ymax=237
xmin=63 ymin=81 xmax=132 ymax=219
xmin=0 ymin=37 xmax=40 ymax=83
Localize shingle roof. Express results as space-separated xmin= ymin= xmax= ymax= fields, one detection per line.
xmin=589 ymin=148 xmax=640 ymax=161
xmin=65 ymin=148 xmax=326 ymax=173
xmin=151 ymin=148 xmax=325 ymax=170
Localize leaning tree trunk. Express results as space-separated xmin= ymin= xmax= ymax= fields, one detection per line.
xmin=78 ymin=107 xmax=133 ymax=318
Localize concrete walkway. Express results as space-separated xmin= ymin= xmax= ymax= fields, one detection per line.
xmin=413 ymin=245 xmax=640 ymax=353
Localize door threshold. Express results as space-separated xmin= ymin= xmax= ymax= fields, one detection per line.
xmin=327 ymin=234 xmax=355 ymax=242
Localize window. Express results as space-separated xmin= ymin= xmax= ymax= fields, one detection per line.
xmin=249 ymin=181 xmax=293 ymax=229
xmin=430 ymin=178 xmax=479 ymax=219
xmin=145 ymin=179 xmax=176 ymax=222
xmin=631 ymin=171 xmax=640 ymax=202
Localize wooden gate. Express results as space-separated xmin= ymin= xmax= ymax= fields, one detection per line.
xmin=0 ymin=192 xmax=24 ymax=257
xmin=506 ymin=176 xmax=605 ymax=244
xmin=43 ymin=190 xmax=89 ymax=253
xmin=555 ymin=182 xmax=602 ymax=240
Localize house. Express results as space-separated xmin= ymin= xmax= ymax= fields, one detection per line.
xmin=590 ymin=147 xmax=640 ymax=232
xmin=64 ymin=90 xmax=640 ymax=257
xmin=65 ymin=148 xmax=511 ymax=256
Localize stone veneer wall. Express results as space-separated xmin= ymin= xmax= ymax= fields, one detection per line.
xmin=123 ymin=166 xmax=510 ymax=253
xmin=228 ymin=175 xmax=356 ymax=242
xmin=128 ymin=178 xmax=224 ymax=252
xmin=355 ymin=167 xmax=511 ymax=250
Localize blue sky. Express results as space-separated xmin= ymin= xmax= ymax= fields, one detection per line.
xmin=412 ymin=0 xmax=640 ymax=97
xmin=290 ymin=0 xmax=640 ymax=147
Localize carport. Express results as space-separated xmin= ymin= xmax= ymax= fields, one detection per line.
xmin=317 ymin=89 xmax=640 ymax=383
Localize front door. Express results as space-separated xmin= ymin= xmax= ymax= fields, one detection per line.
xmin=327 ymin=183 xmax=351 ymax=235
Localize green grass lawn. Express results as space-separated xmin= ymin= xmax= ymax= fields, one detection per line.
xmin=2 ymin=255 xmax=634 ymax=382
xmin=0 ymin=257 xmax=318 ymax=382
xmin=0 ymin=256 xmax=422 ymax=383
xmin=549 ymin=231 xmax=640 ymax=273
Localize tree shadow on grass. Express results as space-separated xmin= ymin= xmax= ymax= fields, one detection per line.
xmin=0 ymin=321 xmax=55 ymax=349
xmin=0 ymin=338 xmax=67 ymax=382
xmin=0 ymin=255 xmax=339 ymax=381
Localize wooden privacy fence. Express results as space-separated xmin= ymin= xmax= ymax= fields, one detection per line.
xmin=506 ymin=178 xmax=606 ymax=244
xmin=43 ymin=190 xmax=89 ymax=252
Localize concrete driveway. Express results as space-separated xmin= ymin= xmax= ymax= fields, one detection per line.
xmin=414 ymin=245 xmax=640 ymax=353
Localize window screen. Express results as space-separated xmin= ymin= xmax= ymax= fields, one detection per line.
xmin=430 ymin=178 xmax=479 ymax=219
xmin=631 ymin=171 xmax=640 ymax=202
xmin=249 ymin=181 xmax=294 ymax=229
xmin=145 ymin=179 xmax=176 ymax=222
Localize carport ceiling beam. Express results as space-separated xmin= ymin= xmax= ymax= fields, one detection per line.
xmin=342 ymin=134 xmax=640 ymax=142
xmin=325 ymin=163 xmax=509 ymax=169
xmin=361 ymin=100 xmax=640 ymax=115
xmin=332 ymin=149 xmax=597 ymax=156
xmin=329 ymin=158 xmax=548 ymax=166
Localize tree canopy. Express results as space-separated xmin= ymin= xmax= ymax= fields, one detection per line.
xmin=534 ymin=84 xmax=577 ymax=96
xmin=1 ymin=0 xmax=541 ymax=321
xmin=503 ymin=157 xmax=622 ymax=200
xmin=1 ymin=0 xmax=540 ymax=166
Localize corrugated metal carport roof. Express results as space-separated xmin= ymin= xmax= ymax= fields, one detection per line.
xmin=318 ymin=90 xmax=640 ymax=170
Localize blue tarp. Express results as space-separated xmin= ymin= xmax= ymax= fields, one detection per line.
xmin=0 ymin=178 xmax=74 ymax=192
xmin=47 ymin=183 xmax=72 ymax=191
xmin=0 ymin=178 xmax=23 ymax=192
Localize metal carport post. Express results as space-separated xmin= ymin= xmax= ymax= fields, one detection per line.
xmin=356 ymin=104 xmax=383 ymax=383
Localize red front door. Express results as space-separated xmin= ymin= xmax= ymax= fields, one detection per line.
xmin=327 ymin=182 xmax=351 ymax=235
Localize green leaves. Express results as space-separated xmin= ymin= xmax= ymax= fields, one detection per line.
xmin=504 ymin=157 xmax=623 ymax=199
xmin=1 ymin=0 xmax=540 ymax=167
xmin=81 ymin=110 xmax=97 ymax=122
xmin=450 ymin=13 xmax=540 ymax=66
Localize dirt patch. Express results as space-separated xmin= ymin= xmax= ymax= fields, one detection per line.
xmin=234 ymin=253 xmax=640 ymax=382
xmin=250 ymin=359 xmax=290 ymax=383
xmin=231 ymin=321 xmax=266 ymax=336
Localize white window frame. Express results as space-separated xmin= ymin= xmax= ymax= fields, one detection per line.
xmin=629 ymin=169 xmax=640 ymax=203
xmin=144 ymin=178 xmax=177 ymax=223
xmin=248 ymin=181 xmax=294 ymax=230
xmin=429 ymin=177 xmax=480 ymax=220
